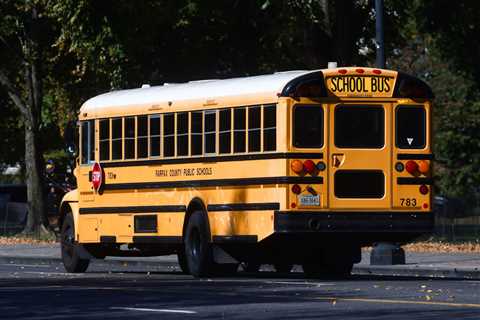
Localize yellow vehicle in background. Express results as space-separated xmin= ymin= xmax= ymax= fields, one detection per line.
xmin=59 ymin=67 xmax=434 ymax=277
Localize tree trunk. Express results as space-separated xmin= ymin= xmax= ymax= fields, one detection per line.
xmin=21 ymin=6 xmax=50 ymax=237
xmin=22 ymin=123 xmax=49 ymax=236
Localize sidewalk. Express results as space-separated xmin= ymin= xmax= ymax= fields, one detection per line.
xmin=0 ymin=243 xmax=479 ymax=279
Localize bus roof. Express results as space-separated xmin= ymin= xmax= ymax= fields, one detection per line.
xmin=80 ymin=70 xmax=317 ymax=117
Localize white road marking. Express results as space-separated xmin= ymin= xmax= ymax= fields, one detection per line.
xmin=267 ymin=281 xmax=332 ymax=286
xmin=1 ymin=263 xmax=51 ymax=268
xmin=316 ymin=297 xmax=480 ymax=308
xmin=111 ymin=307 xmax=196 ymax=314
xmin=23 ymin=271 xmax=84 ymax=276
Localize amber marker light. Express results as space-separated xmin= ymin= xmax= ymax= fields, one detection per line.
xmin=405 ymin=160 xmax=418 ymax=175
xmin=418 ymin=160 xmax=430 ymax=174
xmin=291 ymin=160 xmax=304 ymax=174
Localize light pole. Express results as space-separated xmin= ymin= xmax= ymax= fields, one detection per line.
xmin=375 ymin=0 xmax=385 ymax=68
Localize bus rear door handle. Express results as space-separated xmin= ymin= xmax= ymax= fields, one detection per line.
xmin=332 ymin=154 xmax=344 ymax=168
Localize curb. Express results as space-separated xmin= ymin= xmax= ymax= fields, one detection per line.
xmin=1 ymin=255 xmax=479 ymax=280
xmin=353 ymin=265 xmax=480 ymax=280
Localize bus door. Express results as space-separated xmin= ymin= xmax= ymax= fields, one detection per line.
xmin=328 ymin=103 xmax=392 ymax=210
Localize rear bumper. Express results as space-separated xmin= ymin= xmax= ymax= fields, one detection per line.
xmin=274 ymin=211 xmax=434 ymax=234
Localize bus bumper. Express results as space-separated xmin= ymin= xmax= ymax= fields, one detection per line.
xmin=274 ymin=211 xmax=434 ymax=234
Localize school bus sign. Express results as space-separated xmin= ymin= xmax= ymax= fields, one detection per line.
xmin=324 ymin=69 xmax=396 ymax=98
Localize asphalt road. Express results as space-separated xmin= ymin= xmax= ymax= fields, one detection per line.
xmin=1 ymin=262 xmax=479 ymax=320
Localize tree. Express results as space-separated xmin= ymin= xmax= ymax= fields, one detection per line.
xmin=0 ymin=1 xmax=53 ymax=235
xmin=0 ymin=0 xmax=126 ymax=235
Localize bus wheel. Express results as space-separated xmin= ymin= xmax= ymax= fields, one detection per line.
xmin=274 ymin=263 xmax=293 ymax=274
xmin=177 ymin=246 xmax=189 ymax=274
xmin=61 ymin=212 xmax=89 ymax=273
xmin=184 ymin=212 xmax=213 ymax=278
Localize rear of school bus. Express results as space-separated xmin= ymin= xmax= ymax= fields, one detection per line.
xmin=266 ymin=67 xmax=434 ymax=274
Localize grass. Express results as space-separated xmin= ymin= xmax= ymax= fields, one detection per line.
xmin=402 ymin=240 xmax=480 ymax=253
xmin=1 ymin=236 xmax=479 ymax=253
xmin=0 ymin=234 xmax=57 ymax=245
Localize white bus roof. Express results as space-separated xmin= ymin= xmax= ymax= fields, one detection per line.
xmin=79 ymin=70 xmax=318 ymax=117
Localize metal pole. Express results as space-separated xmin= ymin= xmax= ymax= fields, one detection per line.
xmin=375 ymin=0 xmax=385 ymax=68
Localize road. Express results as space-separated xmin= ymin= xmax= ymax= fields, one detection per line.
xmin=0 ymin=261 xmax=479 ymax=319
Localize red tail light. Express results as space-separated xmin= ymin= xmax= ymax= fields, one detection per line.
xmin=303 ymin=160 xmax=316 ymax=174
xmin=372 ymin=69 xmax=382 ymax=74
xmin=291 ymin=184 xmax=301 ymax=194
xmin=419 ymin=185 xmax=429 ymax=195
xmin=356 ymin=68 xmax=365 ymax=74
xmin=338 ymin=69 xmax=348 ymax=74
xmin=405 ymin=160 xmax=418 ymax=175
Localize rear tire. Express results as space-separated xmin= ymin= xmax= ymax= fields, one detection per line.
xmin=184 ymin=212 xmax=213 ymax=278
xmin=61 ymin=212 xmax=90 ymax=273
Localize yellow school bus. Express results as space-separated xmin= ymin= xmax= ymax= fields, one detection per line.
xmin=59 ymin=67 xmax=434 ymax=277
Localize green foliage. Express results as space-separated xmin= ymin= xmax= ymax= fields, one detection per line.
xmin=0 ymin=0 xmax=479 ymax=207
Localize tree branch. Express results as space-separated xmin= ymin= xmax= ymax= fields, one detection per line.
xmin=0 ymin=68 xmax=29 ymax=118
xmin=0 ymin=35 xmax=27 ymax=65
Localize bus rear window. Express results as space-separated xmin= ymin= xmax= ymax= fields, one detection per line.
xmin=293 ymin=105 xmax=323 ymax=148
xmin=335 ymin=105 xmax=384 ymax=148
xmin=396 ymin=105 xmax=426 ymax=149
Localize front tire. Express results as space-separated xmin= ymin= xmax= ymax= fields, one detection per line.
xmin=177 ymin=246 xmax=189 ymax=274
xmin=184 ymin=212 xmax=213 ymax=278
xmin=61 ymin=212 xmax=90 ymax=273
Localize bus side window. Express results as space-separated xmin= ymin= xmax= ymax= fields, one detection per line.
xmin=163 ymin=113 xmax=175 ymax=157
xmin=248 ymin=106 xmax=261 ymax=152
xmin=234 ymin=108 xmax=246 ymax=153
xmin=149 ymin=115 xmax=161 ymax=157
xmin=263 ymin=104 xmax=276 ymax=151
xmin=137 ymin=116 xmax=148 ymax=158
xmin=177 ymin=112 xmax=189 ymax=156
xmin=80 ymin=120 xmax=94 ymax=164
xmin=111 ymin=118 xmax=122 ymax=160
xmin=124 ymin=117 xmax=135 ymax=159
xmin=204 ymin=110 xmax=216 ymax=155
xmin=219 ymin=109 xmax=231 ymax=154
xmin=191 ymin=111 xmax=203 ymax=156
xmin=99 ymin=119 xmax=110 ymax=161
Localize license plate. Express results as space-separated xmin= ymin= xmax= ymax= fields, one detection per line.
xmin=298 ymin=194 xmax=320 ymax=206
